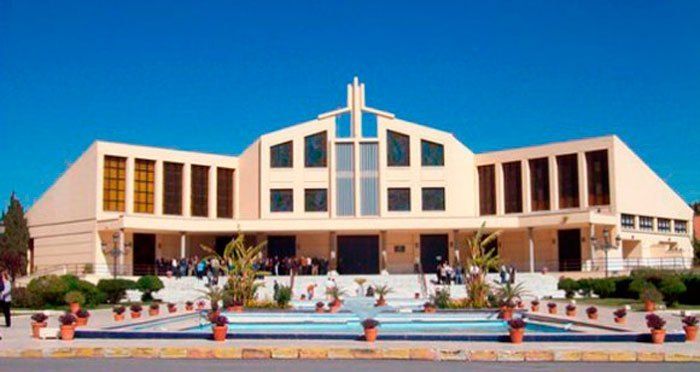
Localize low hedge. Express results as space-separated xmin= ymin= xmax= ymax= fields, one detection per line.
xmin=97 ymin=278 xmax=138 ymax=304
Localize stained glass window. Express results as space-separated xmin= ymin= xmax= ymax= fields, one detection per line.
xmin=163 ymin=162 xmax=183 ymax=215
xmin=304 ymin=189 xmax=327 ymax=212
xmin=422 ymin=187 xmax=445 ymax=211
xmin=421 ymin=140 xmax=444 ymax=166
xmin=304 ymin=131 xmax=327 ymax=167
xmin=387 ymin=188 xmax=411 ymax=211
xmin=270 ymin=141 xmax=293 ymax=168
xmin=191 ymin=165 xmax=209 ymax=217
xmin=387 ymin=130 xmax=410 ymax=166
xmin=270 ymin=189 xmax=293 ymax=212
xmin=133 ymin=159 xmax=155 ymax=214
xmin=103 ymin=156 xmax=126 ymax=212
xmin=217 ymin=168 xmax=234 ymax=218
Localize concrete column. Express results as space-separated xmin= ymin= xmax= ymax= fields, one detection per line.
xmin=589 ymin=223 xmax=596 ymax=271
xmin=180 ymin=232 xmax=187 ymax=259
xmin=528 ymin=227 xmax=535 ymax=273
xmin=183 ymin=163 xmax=191 ymax=217
xmin=118 ymin=229 xmax=125 ymax=275
xmin=154 ymin=160 xmax=163 ymax=215
xmin=522 ymin=159 xmax=531 ymax=213
xmin=548 ymin=156 xmax=559 ymax=210
xmin=208 ymin=166 xmax=217 ymax=218
xmin=329 ymin=232 xmax=337 ymax=271
xmin=578 ymin=152 xmax=589 ymax=209
xmin=452 ymin=229 xmax=461 ymax=268
xmin=125 ymin=158 xmax=135 ymax=214
xmin=495 ymin=162 xmax=505 ymax=215
xmin=380 ymin=230 xmax=387 ymax=272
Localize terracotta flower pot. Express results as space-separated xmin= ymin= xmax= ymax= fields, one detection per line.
xmin=517 ymin=302 xmax=524 ymax=309
xmin=375 ymin=299 xmax=386 ymax=307
xmin=114 ymin=313 xmax=125 ymax=322
xmin=185 ymin=304 xmax=194 ymax=311
xmin=31 ymin=322 xmax=47 ymax=338
xmin=644 ymin=300 xmax=655 ymax=312
xmin=131 ymin=311 xmax=141 ymax=319
xmin=587 ymin=313 xmax=598 ymax=320
xmin=548 ymin=306 xmax=557 ymax=314
xmin=500 ymin=307 xmax=514 ymax=320
xmin=75 ymin=317 xmax=88 ymax=327
xmin=60 ymin=325 xmax=75 ymax=341
xmin=566 ymin=309 xmax=576 ymax=317
xmin=212 ymin=325 xmax=228 ymax=342
xmin=69 ymin=302 xmax=80 ymax=314
xmin=197 ymin=303 xmax=205 ymax=310
xmin=530 ymin=305 xmax=539 ymax=312
xmin=168 ymin=307 xmax=177 ymax=314
xmin=364 ymin=327 xmax=378 ymax=342
xmin=424 ymin=307 xmax=436 ymax=314
xmin=651 ymin=329 xmax=666 ymax=344
xmin=684 ymin=325 xmax=698 ymax=342
xmin=509 ymin=328 xmax=524 ymax=344
xmin=614 ymin=317 xmax=625 ymax=325
xmin=149 ymin=309 xmax=159 ymax=316
xmin=315 ymin=307 xmax=325 ymax=314
xmin=231 ymin=306 xmax=244 ymax=313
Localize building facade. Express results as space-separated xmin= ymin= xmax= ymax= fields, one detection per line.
xmin=27 ymin=78 xmax=694 ymax=276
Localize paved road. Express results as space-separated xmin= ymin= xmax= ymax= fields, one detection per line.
xmin=0 ymin=359 xmax=697 ymax=371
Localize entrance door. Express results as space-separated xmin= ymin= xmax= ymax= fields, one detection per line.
xmin=420 ymin=234 xmax=449 ymax=274
xmin=133 ymin=233 xmax=156 ymax=275
xmin=215 ymin=236 xmax=235 ymax=256
xmin=267 ymin=236 xmax=296 ymax=259
xmin=558 ymin=229 xmax=582 ymax=271
xmin=337 ymin=235 xmax=379 ymax=274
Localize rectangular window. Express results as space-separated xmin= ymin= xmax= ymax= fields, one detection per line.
xmin=586 ymin=150 xmax=610 ymax=206
xmin=163 ymin=162 xmax=183 ymax=215
xmin=270 ymin=189 xmax=293 ymax=212
xmin=503 ymin=161 xmax=523 ymax=214
xmin=421 ymin=140 xmax=444 ymax=166
xmin=478 ymin=165 xmax=496 ymax=215
xmin=621 ymin=214 xmax=635 ymax=229
xmin=133 ymin=159 xmax=155 ymax=214
xmin=335 ymin=143 xmax=355 ymax=216
xmin=529 ymin=157 xmax=550 ymax=211
xmin=103 ymin=156 xmax=126 ymax=212
xmin=387 ymin=130 xmax=410 ymax=166
xmin=657 ymin=218 xmax=671 ymax=232
xmin=217 ymin=168 xmax=234 ymax=218
xmin=674 ymin=220 xmax=687 ymax=234
xmin=270 ymin=141 xmax=293 ymax=168
xmin=304 ymin=189 xmax=327 ymax=212
xmin=639 ymin=216 xmax=654 ymax=231
xmin=557 ymin=154 xmax=579 ymax=209
xmin=387 ymin=188 xmax=411 ymax=211
xmin=304 ymin=131 xmax=327 ymax=167
xmin=191 ymin=165 xmax=209 ymax=217
xmin=422 ymin=187 xmax=445 ymax=211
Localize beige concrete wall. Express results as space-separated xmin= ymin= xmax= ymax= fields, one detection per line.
xmin=32 ymin=223 xmax=95 ymax=269
xmin=385 ymin=231 xmax=418 ymax=273
xmin=238 ymin=140 xmax=261 ymax=219
xmin=296 ymin=233 xmax=330 ymax=258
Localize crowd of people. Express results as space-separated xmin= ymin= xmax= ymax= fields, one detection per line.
xmin=258 ymin=256 xmax=330 ymax=276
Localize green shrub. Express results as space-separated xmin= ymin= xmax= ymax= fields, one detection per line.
xmin=591 ymin=278 xmax=616 ymax=298
xmin=274 ymin=285 xmax=292 ymax=308
xmin=12 ymin=287 xmax=44 ymax=309
xmin=27 ymin=275 xmax=69 ymax=306
xmin=679 ymin=272 xmax=700 ymax=305
xmin=658 ymin=276 xmax=686 ymax=306
xmin=431 ymin=287 xmax=451 ymax=309
xmin=611 ymin=276 xmax=635 ymax=299
xmin=577 ymin=278 xmax=594 ymax=297
xmin=136 ymin=275 xmax=164 ymax=301
xmin=97 ymin=279 xmax=137 ymax=304
xmin=64 ymin=290 xmax=85 ymax=305
xmin=557 ymin=278 xmax=579 ymax=299
xmin=639 ymin=285 xmax=663 ymax=303
xmin=59 ymin=274 xmax=105 ymax=307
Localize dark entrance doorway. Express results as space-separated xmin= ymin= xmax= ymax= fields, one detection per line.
xmin=337 ymin=235 xmax=379 ymax=274
xmin=558 ymin=229 xmax=582 ymax=271
xmin=420 ymin=234 xmax=449 ymax=273
xmin=267 ymin=235 xmax=296 ymax=259
xmin=133 ymin=233 xmax=156 ymax=275
xmin=216 ymin=235 xmax=258 ymax=256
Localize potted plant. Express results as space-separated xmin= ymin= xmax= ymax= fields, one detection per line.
xmin=75 ymin=309 xmax=90 ymax=326
xmin=508 ymin=318 xmax=526 ymax=344
xmin=58 ymin=313 xmax=77 ymax=341
xmin=613 ymin=308 xmax=627 ymax=324
xmin=423 ymin=302 xmax=437 ymax=313
xmin=361 ymin=318 xmax=380 ymax=342
xmin=565 ymin=303 xmax=577 ymax=317
xmin=640 ymin=286 xmax=662 ymax=312
xmin=682 ymin=315 xmax=698 ymax=342
xmin=495 ymin=282 xmax=528 ymax=320
xmin=208 ymin=302 xmax=221 ymax=321
xmin=315 ymin=301 xmax=325 ymax=313
xmin=326 ymin=286 xmax=346 ymax=313
xmin=230 ymin=300 xmax=244 ymax=313
xmin=499 ymin=300 xmax=516 ymax=320
xmin=64 ymin=291 xmax=85 ymax=314
xmin=30 ymin=313 xmax=49 ymax=338
xmin=130 ymin=303 xmax=143 ymax=319
xmin=113 ymin=305 xmax=126 ymax=321
xmin=149 ymin=303 xmax=160 ymax=316
xmin=516 ymin=300 xmax=524 ymax=309
xmin=196 ymin=300 xmax=206 ymax=310
xmin=167 ymin=302 xmax=177 ymax=314
xmin=547 ymin=302 xmax=557 ymax=314
xmin=211 ymin=315 xmax=228 ymax=342
xmin=185 ymin=301 xmax=194 ymax=311
xmin=646 ymin=313 xmax=666 ymax=344
xmin=586 ymin=306 xmax=598 ymax=320
xmin=374 ymin=284 xmax=392 ymax=307
xmin=530 ymin=299 xmax=540 ymax=312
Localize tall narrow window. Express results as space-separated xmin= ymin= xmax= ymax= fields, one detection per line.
xmin=133 ymin=159 xmax=155 ymax=214
xmin=529 ymin=157 xmax=550 ymax=211
xmin=163 ymin=162 xmax=183 ymax=215
xmin=270 ymin=141 xmax=293 ymax=168
xmin=387 ymin=188 xmax=411 ymax=211
xmin=502 ymin=161 xmax=522 ymax=214
xmin=586 ymin=150 xmax=610 ymax=206
xmin=557 ymin=154 xmax=579 ymax=209
xmin=387 ymin=130 xmax=410 ymax=166
xmin=304 ymin=189 xmax=327 ymax=212
xmin=103 ymin=156 xmax=126 ymax=212
xmin=191 ymin=165 xmax=209 ymax=217
xmin=217 ymin=168 xmax=234 ymax=218
xmin=478 ymin=165 xmax=496 ymax=215
xmin=270 ymin=189 xmax=293 ymax=212
xmin=421 ymin=140 xmax=444 ymax=166
xmin=304 ymin=131 xmax=327 ymax=167
xmin=422 ymin=187 xmax=445 ymax=211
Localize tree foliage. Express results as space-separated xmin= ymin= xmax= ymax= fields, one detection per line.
xmin=463 ymin=222 xmax=501 ymax=308
xmin=0 ymin=193 xmax=29 ymax=278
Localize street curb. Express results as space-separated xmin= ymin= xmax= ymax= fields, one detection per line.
xmin=1 ymin=347 xmax=698 ymax=362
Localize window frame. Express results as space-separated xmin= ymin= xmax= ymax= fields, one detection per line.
xmin=387 ymin=130 xmax=410 ymax=167
xmin=657 ymin=218 xmax=671 ymax=232
xmin=103 ymin=156 xmax=126 ymax=212
xmin=639 ymin=216 xmax=654 ymax=231
xmin=133 ymin=158 xmax=155 ymax=214
xmin=270 ymin=188 xmax=294 ymax=212
xmin=304 ymin=188 xmax=328 ymax=212
xmin=421 ymin=187 xmax=445 ymax=211
xmin=216 ymin=168 xmax=235 ymax=218
xmin=621 ymin=214 xmax=635 ymax=230
xmin=674 ymin=220 xmax=687 ymax=234
xmin=478 ymin=165 xmax=496 ymax=215
xmin=270 ymin=141 xmax=293 ymax=168
xmin=304 ymin=131 xmax=327 ymax=168
xmin=420 ymin=139 xmax=444 ymax=166
xmin=387 ymin=187 xmax=411 ymax=212
xmin=163 ymin=162 xmax=183 ymax=215
xmin=190 ymin=165 xmax=209 ymax=217
xmin=502 ymin=161 xmax=523 ymax=214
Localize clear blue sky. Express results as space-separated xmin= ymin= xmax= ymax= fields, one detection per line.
xmin=1 ymin=0 xmax=698 ymax=212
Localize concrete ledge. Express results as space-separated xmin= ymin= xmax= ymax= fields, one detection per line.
xmin=0 ymin=347 xmax=697 ymax=362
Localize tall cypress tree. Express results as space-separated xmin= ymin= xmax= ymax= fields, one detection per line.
xmin=0 ymin=193 xmax=29 ymax=278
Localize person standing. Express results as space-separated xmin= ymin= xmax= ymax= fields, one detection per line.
xmin=0 ymin=270 xmax=12 ymax=327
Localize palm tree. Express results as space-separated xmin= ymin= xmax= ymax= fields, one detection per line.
xmin=494 ymin=281 xmax=528 ymax=307
xmin=463 ymin=222 xmax=501 ymax=308
xmin=374 ymin=284 xmax=393 ymax=306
